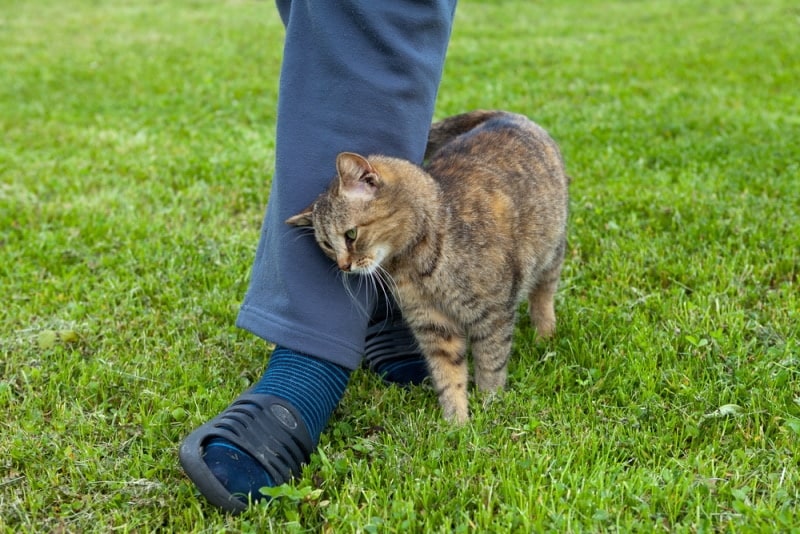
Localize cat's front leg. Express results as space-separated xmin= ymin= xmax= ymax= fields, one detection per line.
xmin=405 ymin=308 xmax=469 ymax=423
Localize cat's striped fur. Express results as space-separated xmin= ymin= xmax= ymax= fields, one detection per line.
xmin=286 ymin=110 xmax=569 ymax=423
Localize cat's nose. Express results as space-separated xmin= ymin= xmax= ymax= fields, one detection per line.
xmin=338 ymin=260 xmax=352 ymax=272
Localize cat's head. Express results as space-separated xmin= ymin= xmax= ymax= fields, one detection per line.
xmin=286 ymin=152 xmax=410 ymax=275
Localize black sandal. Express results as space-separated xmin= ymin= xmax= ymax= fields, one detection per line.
xmin=364 ymin=295 xmax=428 ymax=385
xmin=179 ymin=393 xmax=314 ymax=513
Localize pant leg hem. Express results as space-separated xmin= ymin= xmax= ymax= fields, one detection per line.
xmin=236 ymin=304 xmax=364 ymax=371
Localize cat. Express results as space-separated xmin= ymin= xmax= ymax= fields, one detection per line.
xmin=286 ymin=110 xmax=569 ymax=423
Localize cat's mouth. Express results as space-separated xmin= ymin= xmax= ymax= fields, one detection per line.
xmin=345 ymin=246 xmax=388 ymax=276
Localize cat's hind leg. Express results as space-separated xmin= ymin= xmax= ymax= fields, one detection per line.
xmin=470 ymin=311 xmax=515 ymax=393
xmin=528 ymin=261 xmax=563 ymax=340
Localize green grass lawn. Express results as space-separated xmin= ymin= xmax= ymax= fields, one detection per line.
xmin=2 ymin=0 xmax=799 ymax=531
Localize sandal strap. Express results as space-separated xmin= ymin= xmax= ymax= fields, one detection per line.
xmin=364 ymin=319 xmax=421 ymax=371
xmin=364 ymin=295 xmax=422 ymax=372
xmin=205 ymin=393 xmax=313 ymax=482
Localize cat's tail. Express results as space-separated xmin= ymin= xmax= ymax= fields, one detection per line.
xmin=424 ymin=110 xmax=510 ymax=161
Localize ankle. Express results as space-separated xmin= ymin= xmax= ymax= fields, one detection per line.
xmin=253 ymin=346 xmax=351 ymax=441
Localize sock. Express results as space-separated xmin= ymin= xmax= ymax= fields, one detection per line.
xmin=203 ymin=346 xmax=350 ymax=501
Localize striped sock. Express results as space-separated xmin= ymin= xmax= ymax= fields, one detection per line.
xmin=203 ymin=346 xmax=350 ymax=500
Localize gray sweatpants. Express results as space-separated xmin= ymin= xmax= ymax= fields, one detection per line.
xmin=236 ymin=0 xmax=457 ymax=370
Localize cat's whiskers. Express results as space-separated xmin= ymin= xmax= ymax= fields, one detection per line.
xmin=289 ymin=227 xmax=317 ymax=244
xmin=340 ymin=271 xmax=371 ymax=319
xmin=337 ymin=265 xmax=396 ymax=321
xmin=375 ymin=264 xmax=399 ymax=300
xmin=326 ymin=261 xmax=342 ymax=278
xmin=352 ymin=270 xmax=366 ymax=296
xmin=281 ymin=225 xmax=318 ymax=247
xmin=364 ymin=271 xmax=388 ymax=318
xmin=372 ymin=270 xmax=393 ymax=320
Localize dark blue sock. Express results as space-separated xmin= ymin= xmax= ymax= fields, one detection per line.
xmin=203 ymin=346 xmax=350 ymax=501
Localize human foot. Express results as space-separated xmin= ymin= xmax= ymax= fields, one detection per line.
xmin=179 ymin=347 xmax=350 ymax=512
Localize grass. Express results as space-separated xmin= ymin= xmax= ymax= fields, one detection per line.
xmin=1 ymin=0 xmax=798 ymax=531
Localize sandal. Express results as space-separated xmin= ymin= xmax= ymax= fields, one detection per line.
xmin=179 ymin=393 xmax=314 ymax=513
xmin=364 ymin=295 xmax=428 ymax=385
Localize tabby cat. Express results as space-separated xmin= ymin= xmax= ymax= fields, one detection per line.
xmin=286 ymin=110 xmax=569 ymax=423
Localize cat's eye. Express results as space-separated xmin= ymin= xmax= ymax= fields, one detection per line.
xmin=345 ymin=228 xmax=357 ymax=241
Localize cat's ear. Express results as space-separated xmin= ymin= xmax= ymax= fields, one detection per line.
xmin=285 ymin=203 xmax=314 ymax=227
xmin=336 ymin=152 xmax=380 ymax=200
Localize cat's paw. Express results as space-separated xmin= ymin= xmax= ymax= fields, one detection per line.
xmin=479 ymin=388 xmax=504 ymax=412
xmin=533 ymin=317 xmax=556 ymax=341
xmin=441 ymin=400 xmax=470 ymax=424
xmin=444 ymin=409 xmax=470 ymax=425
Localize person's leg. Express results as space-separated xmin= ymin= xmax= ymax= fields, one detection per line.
xmin=237 ymin=0 xmax=457 ymax=363
xmin=181 ymin=0 xmax=457 ymax=512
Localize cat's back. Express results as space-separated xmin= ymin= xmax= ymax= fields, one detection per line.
xmin=405 ymin=111 xmax=568 ymax=328
xmin=425 ymin=111 xmax=567 ymax=202
xmin=424 ymin=111 xmax=568 ymax=236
